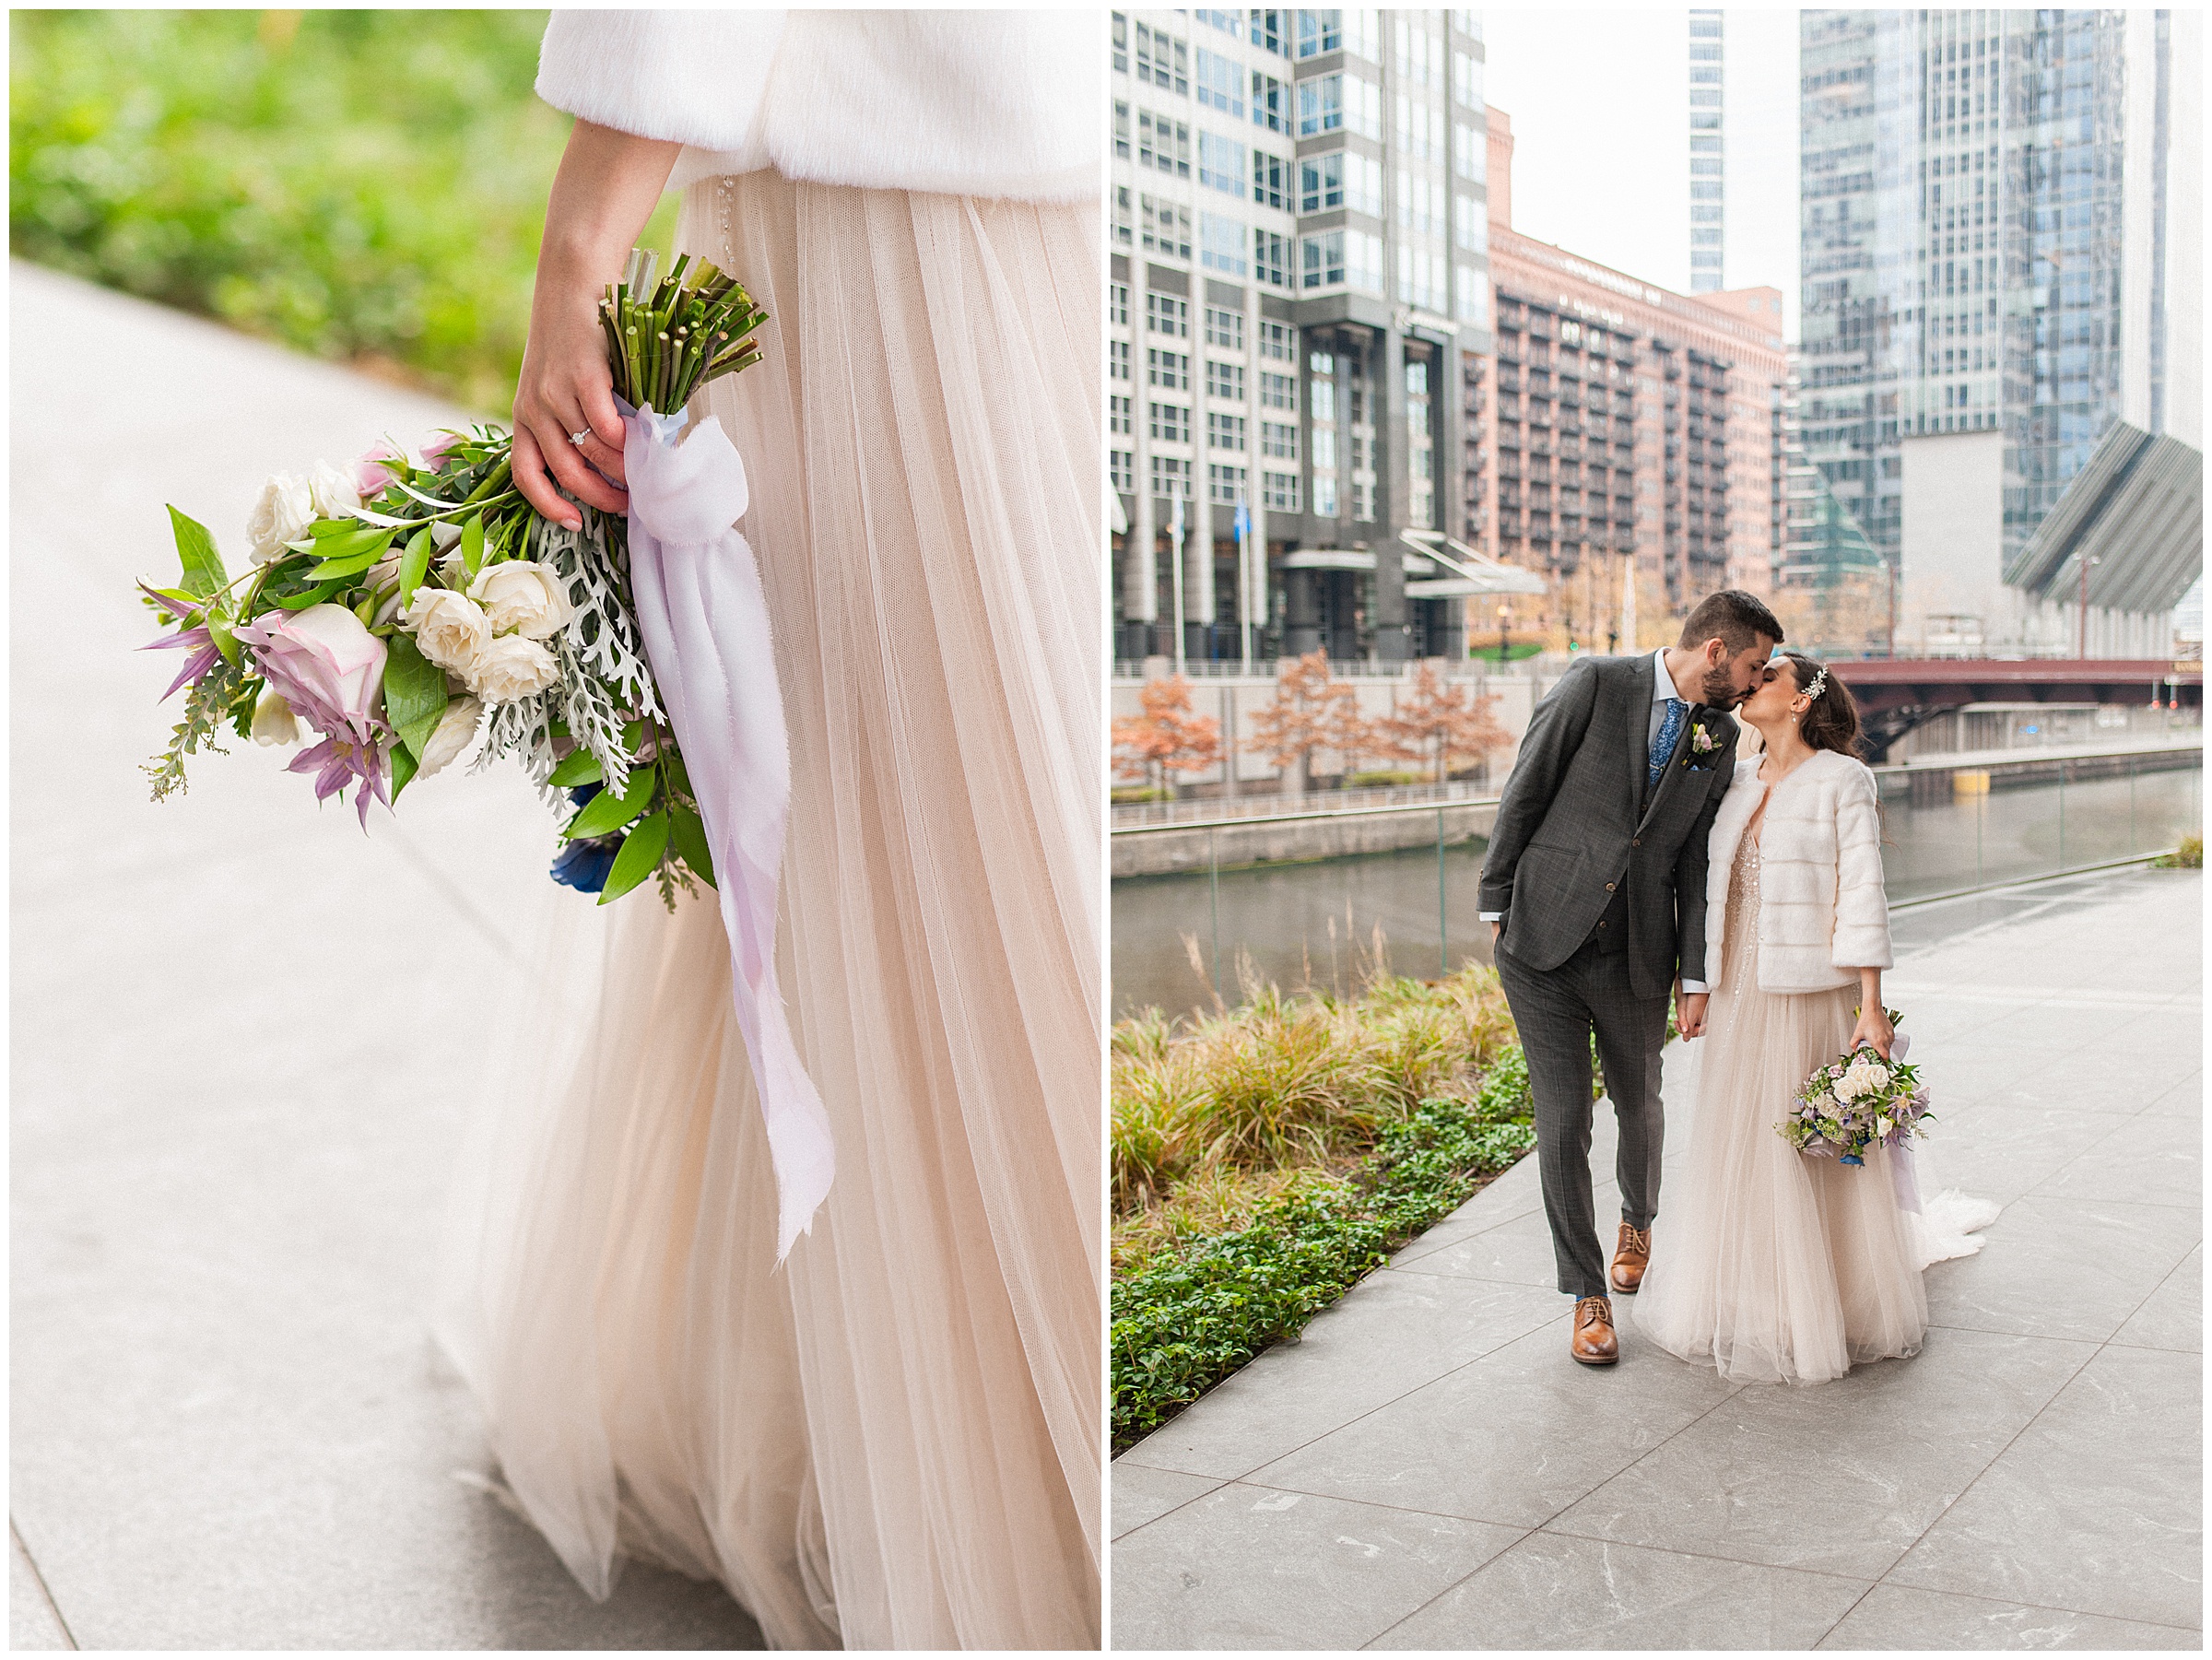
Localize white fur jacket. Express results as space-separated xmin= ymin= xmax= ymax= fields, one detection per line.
xmin=536 ymin=10 xmax=1100 ymax=202
xmin=1703 ymin=748 xmax=1894 ymax=995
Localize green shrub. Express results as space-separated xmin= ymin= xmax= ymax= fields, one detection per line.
xmin=2155 ymin=835 xmax=2203 ymax=869
xmin=10 ymin=9 xmax=678 ymax=410
xmin=1111 ymin=1085 xmax=1535 ymax=1451
xmin=1342 ymin=769 xmax=1426 ymax=788
xmin=1111 ymin=785 xmax=1172 ymax=804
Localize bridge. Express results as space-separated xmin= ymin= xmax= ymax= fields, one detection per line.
xmin=1831 ymin=658 xmax=2204 ymax=760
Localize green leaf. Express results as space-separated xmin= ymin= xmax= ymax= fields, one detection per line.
xmin=547 ymin=749 xmax=604 ymax=788
xmin=396 ymin=527 xmax=433 ymax=614
xmin=389 ymin=739 xmax=419 ymax=800
xmin=620 ymin=718 xmax=645 ymax=753
xmin=668 ymin=798 xmax=715 ymax=889
xmin=273 ymin=579 xmax=347 ymax=611
xmin=662 ymin=744 xmax=694 ymax=801
xmin=563 ymin=762 xmax=656 ymax=840
xmin=461 ymin=513 xmax=487 ymax=580
xmin=598 ymin=811 xmax=671 ymax=905
xmin=166 ymin=505 xmax=228 ymax=601
xmin=206 ymin=613 xmax=241 ymax=666
xmin=306 ymin=529 xmax=395 ymax=582
xmin=382 ymin=633 xmax=449 ymax=761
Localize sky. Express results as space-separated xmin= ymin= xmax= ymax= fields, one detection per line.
xmin=1481 ymin=7 xmax=1803 ymax=338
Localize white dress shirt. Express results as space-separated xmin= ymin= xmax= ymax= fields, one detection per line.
xmin=1483 ymin=649 xmax=1708 ymax=993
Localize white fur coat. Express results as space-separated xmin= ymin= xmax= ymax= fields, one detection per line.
xmin=1703 ymin=748 xmax=1894 ymax=995
xmin=536 ymin=10 xmax=1100 ymax=202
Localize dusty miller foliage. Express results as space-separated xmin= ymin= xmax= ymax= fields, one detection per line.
xmin=476 ymin=504 xmax=665 ymax=810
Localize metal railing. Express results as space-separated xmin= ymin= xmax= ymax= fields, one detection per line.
xmin=1112 ymin=777 xmax=1493 ymax=827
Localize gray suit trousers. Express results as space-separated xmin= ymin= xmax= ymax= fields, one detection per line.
xmin=1494 ymin=935 xmax=1671 ymax=1301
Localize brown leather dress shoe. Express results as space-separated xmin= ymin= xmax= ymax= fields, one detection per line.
xmin=1571 ymin=1295 xmax=1618 ymax=1365
xmin=1611 ymin=1222 xmax=1653 ymax=1294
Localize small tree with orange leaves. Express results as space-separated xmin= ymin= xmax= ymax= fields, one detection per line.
xmin=1112 ymin=675 xmax=1222 ymax=797
xmin=1375 ymin=661 xmax=1512 ymax=783
xmin=1248 ymin=651 xmax=1369 ymax=797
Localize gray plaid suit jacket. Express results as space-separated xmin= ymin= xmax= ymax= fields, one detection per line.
xmin=1477 ymin=653 xmax=1737 ymax=999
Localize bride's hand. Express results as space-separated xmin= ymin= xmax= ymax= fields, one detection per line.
xmin=1851 ymin=1003 xmax=1896 ymax=1059
xmin=513 ymin=279 xmax=629 ymax=530
xmin=1676 ymin=987 xmax=1709 ymax=1040
xmin=511 ymin=120 xmax=682 ymax=530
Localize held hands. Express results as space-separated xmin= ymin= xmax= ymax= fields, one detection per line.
xmin=1850 ymin=1002 xmax=1897 ymax=1060
xmin=1675 ymin=983 xmax=1710 ymax=1040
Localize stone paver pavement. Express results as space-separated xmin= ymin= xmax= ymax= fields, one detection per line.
xmin=1112 ymin=865 xmax=2203 ymax=1651
xmin=11 ymin=265 xmax=763 ymax=1646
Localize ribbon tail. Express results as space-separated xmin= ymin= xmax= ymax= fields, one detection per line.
xmin=624 ymin=410 xmax=834 ymax=1262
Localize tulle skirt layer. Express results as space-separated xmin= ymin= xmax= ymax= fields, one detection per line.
xmin=436 ymin=173 xmax=1102 ymax=1648
xmin=1634 ymin=920 xmax=1930 ymax=1386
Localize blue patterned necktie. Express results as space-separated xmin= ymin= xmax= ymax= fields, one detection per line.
xmin=1649 ymin=697 xmax=1687 ymax=791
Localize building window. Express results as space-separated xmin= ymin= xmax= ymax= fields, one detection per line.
xmin=1111 ymin=283 xmax=1129 ymax=328
xmin=1302 ymin=230 xmax=1347 ymax=288
xmin=1313 ymin=475 xmax=1338 ymax=517
xmin=1206 ymin=306 xmax=1244 ymax=349
xmin=1251 ymin=70 xmax=1288 ymax=134
xmin=1207 ymin=411 xmax=1246 ymax=450
xmin=1135 ymin=21 xmax=1188 ymax=95
xmin=1194 ymin=8 xmax=1240 ymax=36
xmin=1300 ymin=228 xmax=1382 ymax=292
xmin=1253 ymin=147 xmax=1290 ymax=210
xmin=1113 ymin=100 xmax=1131 ymax=160
xmin=1147 ymin=292 xmax=1189 ymax=337
xmin=1259 ymin=321 xmax=1298 ymax=363
xmin=1110 ymin=339 xmax=1131 ymax=381
xmin=1298 ymin=75 xmax=1343 ymax=136
xmin=1206 ymin=359 xmax=1246 ymax=401
xmin=1195 ymin=47 xmax=1244 ymax=116
xmin=1112 ymin=184 xmax=1133 ymax=247
xmin=1150 ymin=453 xmax=1192 ymax=499
xmin=1111 ymin=450 xmax=1133 ymax=493
xmin=1198 ymin=131 xmax=1247 ymax=196
xmin=1352 ymin=478 xmax=1375 ymax=521
xmin=1250 ymin=8 xmax=1290 ymax=57
xmin=1263 ymin=470 xmax=1301 ymax=512
xmin=1109 ymin=394 xmax=1132 ymax=435
xmin=1300 ymin=151 xmax=1345 ymax=211
xmin=1253 ymin=230 xmax=1291 ymax=289
xmin=1149 ymin=401 xmax=1191 ymax=443
xmin=1453 ymin=121 xmax=1484 ymax=180
xmin=1298 ymin=9 xmax=1340 ymax=56
xmin=1261 ymin=419 xmax=1300 ymax=460
xmin=1138 ymin=111 xmax=1191 ymax=177
xmin=1453 ymin=49 xmax=1481 ymax=109
xmin=1260 ymin=369 xmax=1298 ymax=410
xmin=1112 ymin=11 xmax=1127 ymax=75
xmin=1147 ymin=347 xmax=1189 ymax=389
xmin=1208 ymin=462 xmax=1247 ymax=503
xmin=1140 ymin=195 xmax=1191 ymax=260
xmin=1200 ymin=211 xmax=1248 ymax=276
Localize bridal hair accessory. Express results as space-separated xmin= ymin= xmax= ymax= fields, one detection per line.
xmin=1776 ymin=1009 xmax=1932 ymax=1175
xmin=1797 ymin=663 xmax=1830 ymax=704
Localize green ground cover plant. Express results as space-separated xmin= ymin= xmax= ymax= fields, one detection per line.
xmin=11 ymin=9 xmax=677 ymax=412
xmin=1111 ymin=960 xmax=1538 ymax=1449
xmin=2154 ymin=834 xmax=2203 ymax=868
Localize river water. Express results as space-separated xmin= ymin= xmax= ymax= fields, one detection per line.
xmin=1112 ymin=760 xmax=2203 ymax=1019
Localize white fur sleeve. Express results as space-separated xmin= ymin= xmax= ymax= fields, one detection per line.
xmin=1830 ymin=764 xmax=1894 ymax=971
xmin=536 ymin=10 xmax=787 ymax=160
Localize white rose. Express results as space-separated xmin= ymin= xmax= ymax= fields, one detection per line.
xmin=429 ymin=520 xmax=464 ymax=550
xmin=308 ymin=460 xmax=362 ymax=522
xmin=250 ymin=690 xmax=300 ymax=747
xmin=468 ymin=560 xmax=576 ymax=641
xmin=468 ymin=634 xmax=560 ymax=703
xmin=414 ymin=695 xmax=483 ymax=779
xmin=1863 ymin=1062 xmax=1890 ymax=1091
xmin=403 ymin=588 xmax=491 ymax=678
xmin=245 ymin=472 xmax=318 ymax=564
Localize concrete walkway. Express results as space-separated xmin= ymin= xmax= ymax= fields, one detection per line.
xmin=1112 ymin=865 xmax=2203 ymax=1650
xmin=10 ymin=265 xmax=762 ymax=1646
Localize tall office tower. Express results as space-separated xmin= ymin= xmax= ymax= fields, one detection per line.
xmin=1109 ymin=8 xmax=1495 ymax=666
xmin=1472 ymin=109 xmax=1788 ymax=648
xmin=1688 ymin=9 xmax=1724 ymax=293
xmin=1796 ymin=9 xmax=2200 ymax=652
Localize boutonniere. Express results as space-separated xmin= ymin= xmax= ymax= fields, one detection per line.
xmin=1681 ymin=719 xmax=1725 ymax=771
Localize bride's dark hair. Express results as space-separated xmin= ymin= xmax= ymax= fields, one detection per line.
xmin=1775 ymin=651 xmax=1865 ymax=759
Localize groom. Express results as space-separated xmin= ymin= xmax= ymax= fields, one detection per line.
xmin=1478 ymin=590 xmax=1782 ymax=1365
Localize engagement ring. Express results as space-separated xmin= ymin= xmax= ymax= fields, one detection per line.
xmin=569 ymin=428 xmax=592 ymax=446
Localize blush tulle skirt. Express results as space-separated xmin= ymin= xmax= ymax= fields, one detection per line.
xmin=434 ymin=173 xmax=1101 ymax=1648
xmin=1634 ymin=853 xmax=1995 ymax=1386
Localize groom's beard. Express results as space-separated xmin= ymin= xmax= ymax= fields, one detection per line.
xmin=1700 ymin=665 xmax=1748 ymax=707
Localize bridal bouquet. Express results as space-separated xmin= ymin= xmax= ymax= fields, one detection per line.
xmin=1777 ymin=1010 xmax=1931 ymax=1166
xmin=140 ymin=250 xmax=766 ymax=908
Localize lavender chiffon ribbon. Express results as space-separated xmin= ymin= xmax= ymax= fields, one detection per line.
xmin=1887 ymin=1030 xmax=1921 ymax=1214
xmin=619 ymin=399 xmax=835 ymax=1261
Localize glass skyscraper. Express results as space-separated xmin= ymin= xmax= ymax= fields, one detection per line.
xmin=1688 ymin=10 xmax=1724 ymax=294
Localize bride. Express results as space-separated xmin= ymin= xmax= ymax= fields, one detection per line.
xmin=433 ymin=13 xmax=1100 ymax=1649
xmin=1634 ymin=651 xmax=1996 ymax=1385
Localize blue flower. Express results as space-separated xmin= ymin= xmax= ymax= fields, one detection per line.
xmin=1839 ymin=1153 xmax=1865 ymax=1167
xmin=551 ymin=835 xmax=620 ymax=893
